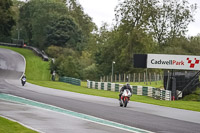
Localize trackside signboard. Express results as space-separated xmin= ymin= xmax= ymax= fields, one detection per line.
xmin=147 ymin=54 xmax=200 ymax=70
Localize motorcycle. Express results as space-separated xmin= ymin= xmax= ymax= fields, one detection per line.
xmin=21 ymin=78 xmax=26 ymax=86
xmin=119 ymin=89 xmax=132 ymax=107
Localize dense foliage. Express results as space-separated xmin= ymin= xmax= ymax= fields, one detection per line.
xmin=46 ymin=15 xmax=83 ymax=49
xmin=1 ymin=0 xmax=200 ymax=81
xmin=0 ymin=0 xmax=16 ymax=41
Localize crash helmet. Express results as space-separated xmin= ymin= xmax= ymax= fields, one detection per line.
xmin=126 ymin=83 xmax=130 ymax=88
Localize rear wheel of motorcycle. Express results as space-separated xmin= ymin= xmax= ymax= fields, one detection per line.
xmin=124 ymin=99 xmax=128 ymax=107
xmin=120 ymin=101 xmax=123 ymax=107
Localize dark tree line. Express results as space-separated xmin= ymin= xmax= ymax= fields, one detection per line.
xmin=0 ymin=0 xmax=15 ymax=42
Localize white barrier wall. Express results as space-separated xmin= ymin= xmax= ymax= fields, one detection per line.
xmin=104 ymin=82 xmax=108 ymax=90
xmin=147 ymin=87 xmax=153 ymax=97
xmin=92 ymin=81 xmax=95 ymax=89
xmin=165 ymin=90 xmax=171 ymax=101
xmin=137 ymin=86 xmax=143 ymax=95
xmin=111 ymin=83 xmax=115 ymax=91
xmin=87 ymin=81 xmax=171 ymax=101
xmin=98 ymin=82 xmax=101 ymax=90
xmin=87 ymin=81 xmax=90 ymax=88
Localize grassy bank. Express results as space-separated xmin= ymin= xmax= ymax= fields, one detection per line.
xmin=1 ymin=45 xmax=200 ymax=112
xmin=0 ymin=116 xmax=37 ymax=133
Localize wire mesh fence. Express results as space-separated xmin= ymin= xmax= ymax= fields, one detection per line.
xmin=100 ymin=72 xmax=164 ymax=84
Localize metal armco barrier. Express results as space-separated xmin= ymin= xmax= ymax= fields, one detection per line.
xmin=59 ymin=77 xmax=81 ymax=86
xmin=132 ymin=86 xmax=137 ymax=94
xmin=87 ymin=80 xmax=171 ymax=101
xmin=26 ymin=46 xmax=49 ymax=61
xmin=0 ymin=42 xmax=23 ymax=47
xmin=0 ymin=42 xmax=49 ymax=61
xmin=101 ymin=82 xmax=104 ymax=90
xmin=95 ymin=82 xmax=98 ymax=89
xmin=142 ymin=87 xmax=148 ymax=96
xmin=115 ymin=84 xmax=119 ymax=92
xmin=107 ymin=83 xmax=111 ymax=91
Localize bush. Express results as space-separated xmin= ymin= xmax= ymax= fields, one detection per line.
xmin=183 ymin=88 xmax=200 ymax=101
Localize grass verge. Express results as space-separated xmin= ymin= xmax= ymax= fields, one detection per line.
xmin=0 ymin=116 xmax=37 ymax=133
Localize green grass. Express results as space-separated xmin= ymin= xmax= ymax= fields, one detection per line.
xmin=1 ymin=45 xmax=200 ymax=112
xmin=0 ymin=46 xmax=51 ymax=81
xmin=0 ymin=116 xmax=37 ymax=133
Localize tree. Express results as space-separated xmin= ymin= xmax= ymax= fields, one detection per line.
xmin=65 ymin=0 xmax=97 ymax=39
xmin=46 ymin=46 xmax=95 ymax=79
xmin=64 ymin=0 xmax=97 ymax=51
xmin=19 ymin=0 xmax=96 ymax=50
xmin=100 ymin=0 xmax=158 ymax=73
xmin=184 ymin=35 xmax=200 ymax=55
xmin=0 ymin=0 xmax=16 ymax=41
xmin=57 ymin=56 xmax=81 ymax=78
xmin=83 ymin=64 xmax=99 ymax=80
xmin=149 ymin=0 xmax=197 ymax=46
xmin=45 ymin=15 xmax=83 ymax=49
xmin=19 ymin=0 xmax=68 ymax=48
xmin=11 ymin=0 xmax=25 ymax=41
xmin=46 ymin=45 xmax=64 ymax=58
xmin=115 ymin=0 xmax=197 ymax=47
xmin=115 ymin=0 xmax=156 ymax=31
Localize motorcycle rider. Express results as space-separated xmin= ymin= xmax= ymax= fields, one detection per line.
xmin=21 ymin=74 xmax=26 ymax=85
xmin=119 ymin=83 xmax=132 ymax=100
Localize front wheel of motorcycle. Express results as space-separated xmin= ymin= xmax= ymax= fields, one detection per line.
xmin=124 ymin=99 xmax=128 ymax=107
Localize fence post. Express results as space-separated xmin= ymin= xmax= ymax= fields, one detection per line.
xmin=149 ymin=72 xmax=151 ymax=85
xmin=139 ymin=73 xmax=140 ymax=83
xmin=160 ymin=73 xmax=163 ymax=81
xmin=146 ymin=69 xmax=148 ymax=85
xmin=124 ymin=73 xmax=126 ymax=82
xmin=154 ymin=73 xmax=157 ymax=85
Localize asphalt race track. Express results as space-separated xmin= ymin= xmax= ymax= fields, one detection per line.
xmin=0 ymin=48 xmax=25 ymax=79
xmin=0 ymin=47 xmax=200 ymax=133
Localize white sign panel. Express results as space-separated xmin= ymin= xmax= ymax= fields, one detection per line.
xmin=147 ymin=54 xmax=200 ymax=70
